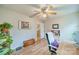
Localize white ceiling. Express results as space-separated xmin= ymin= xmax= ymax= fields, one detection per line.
xmin=0 ymin=4 xmax=79 ymax=19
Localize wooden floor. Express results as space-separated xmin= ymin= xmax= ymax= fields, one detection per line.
xmin=12 ymin=39 xmax=79 ymax=55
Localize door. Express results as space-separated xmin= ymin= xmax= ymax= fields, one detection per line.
xmin=36 ymin=24 xmax=41 ymax=43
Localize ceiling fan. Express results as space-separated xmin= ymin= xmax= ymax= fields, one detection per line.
xmin=29 ymin=5 xmax=56 ymax=18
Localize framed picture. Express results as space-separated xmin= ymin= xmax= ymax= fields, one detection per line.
xmin=52 ymin=24 xmax=59 ymax=29
xmin=18 ymin=20 xmax=30 ymax=29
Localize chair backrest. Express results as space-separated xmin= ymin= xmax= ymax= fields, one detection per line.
xmin=46 ymin=32 xmax=55 ymax=45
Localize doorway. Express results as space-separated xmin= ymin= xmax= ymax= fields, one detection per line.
xmin=36 ymin=22 xmax=45 ymax=43
xmin=36 ymin=24 xmax=41 ymax=43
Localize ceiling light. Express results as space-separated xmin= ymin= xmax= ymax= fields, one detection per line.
xmin=42 ymin=14 xmax=47 ymax=18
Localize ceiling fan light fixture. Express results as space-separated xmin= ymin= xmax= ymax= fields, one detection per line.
xmin=30 ymin=5 xmax=57 ymax=18
xmin=42 ymin=14 xmax=47 ymax=18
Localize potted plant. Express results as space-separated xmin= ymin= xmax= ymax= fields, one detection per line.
xmin=0 ymin=22 xmax=13 ymax=55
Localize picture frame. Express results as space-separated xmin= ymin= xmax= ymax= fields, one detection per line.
xmin=18 ymin=20 xmax=30 ymax=29
xmin=52 ymin=24 xmax=59 ymax=29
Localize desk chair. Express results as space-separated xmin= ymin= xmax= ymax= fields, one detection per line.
xmin=46 ymin=32 xmax=59 ymax=55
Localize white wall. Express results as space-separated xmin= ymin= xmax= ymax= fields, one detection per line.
xmin=0 ymin=7 xmax=37 ymax=49
xmin=76 ymin=13 xmax=79 ymax=30
xmin=45 ymin=13 xmax=78 ymax=42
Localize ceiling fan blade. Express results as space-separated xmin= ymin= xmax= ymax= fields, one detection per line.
xmin=51 ymin=12 xmax=56 ymax=15
xmin=29 ymin=12 xmax=40 ymax=18
xmin=47 ymin=11 xmax=56 ymax=15
xmin=33 ymin=9 xmax=41 ymax=13
xmin=48 ymin=5 xmax=54 ymax=9
xmin=45 ymin=5 xmax=53 ymax=11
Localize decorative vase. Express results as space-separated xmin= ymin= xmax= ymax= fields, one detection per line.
xmin=2 ymin=28 xmax=9 ymax=33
